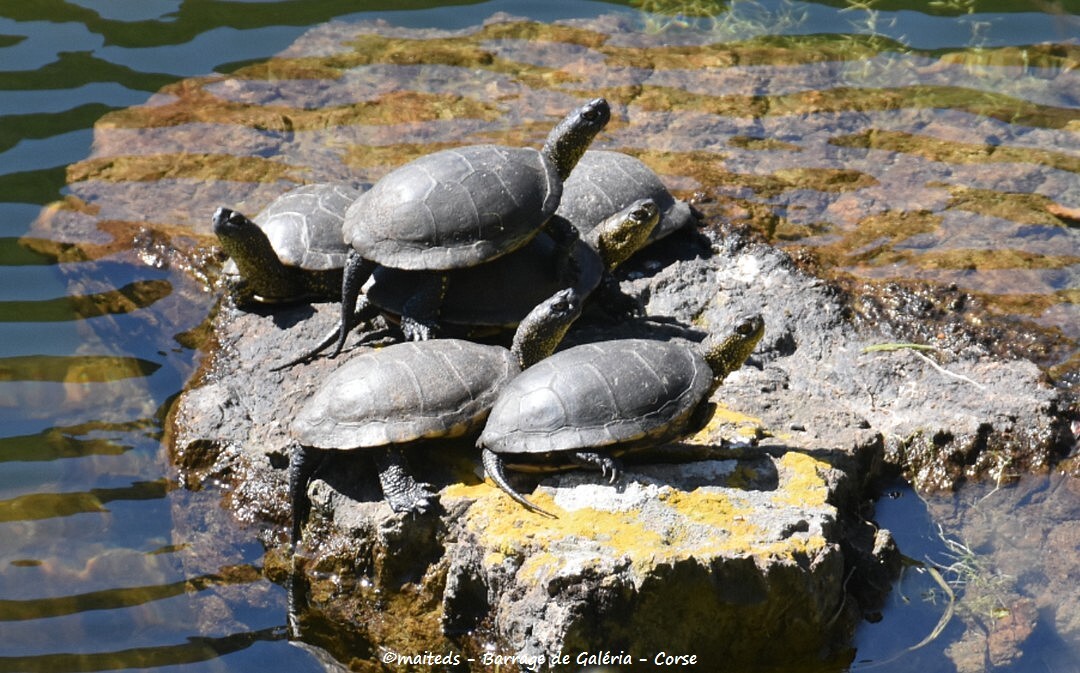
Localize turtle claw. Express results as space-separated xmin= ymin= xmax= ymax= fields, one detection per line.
xmin=400 ymin=316 xmax=438 ymax=342
xmin=602 ymin=459 xmax=621 ymax=484
xmin=374 ymin=448 xmax=436 ymax=515
xmin=384 ymin=481 xmax=437 ymax=515
xmin=571 ymin=451 xmax=622 ymax=484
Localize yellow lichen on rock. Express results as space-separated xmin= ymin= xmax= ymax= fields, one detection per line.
xmin=686 ymin=402 xmax=765 ymax=443
xmin=773 ymin=451 xmax=831 ymax=508
xmin=446 ymin=481 xmax=664 ymax=564
xmin=445 ymin=452 xmax=836 ymax=587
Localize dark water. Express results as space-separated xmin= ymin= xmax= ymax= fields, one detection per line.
xmin=0 ymin=1 xmax=1077 ymax=672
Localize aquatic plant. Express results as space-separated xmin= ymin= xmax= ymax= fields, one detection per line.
xmin=635 ymin=0 xmax=807 ymax=40
xmin=933 ymin=529 xmax=1017 ymax=625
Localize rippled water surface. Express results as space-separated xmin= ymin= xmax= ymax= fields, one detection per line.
xmin=0 ymin=1 xmax=1077 ymax=671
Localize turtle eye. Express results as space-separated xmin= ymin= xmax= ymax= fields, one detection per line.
xmin=737 ymin=320 xmax=754 ymax=335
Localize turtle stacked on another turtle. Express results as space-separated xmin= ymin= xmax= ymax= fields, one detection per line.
xmin=316 ymin=96 xmax=613 ymax=355
xmin=358 ymin=197 xmax=660 ymax=338
xmin=557 ymin=149 xmax=699 ymax=247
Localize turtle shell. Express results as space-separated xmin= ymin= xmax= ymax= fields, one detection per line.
xmin=293 ymin=339 xmax=519 ymax=450
xmin=364 ymin=234 xmax=603 ymax=329
xmin=556 ymin=150 xmax=695 ymax=243
xmin=344 ymin=145 xmax=561 ymax=270
xmin=259 ymin=183 xmax=363 ymax=270
xmin=479 ymin=339 xmax=712 ymax=455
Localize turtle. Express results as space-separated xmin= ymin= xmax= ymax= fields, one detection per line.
xmin=556 ymin=149 xmax=699 ymax=246
xmin=271 ymin=200 xmax=657 ymax=371
xmin=478 ymin=313 xmax=765 ymax=516
xmin=361 ymin=198 xmax=659 ymax=335
xmin=288 ymin=287 xmax=584 ymax=548
xmin=309 ymin=97 xmax=611 ymax=358
xmin=212 ymin=182 xmax=365 ymax=306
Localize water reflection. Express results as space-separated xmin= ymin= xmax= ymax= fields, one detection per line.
xmin=0 ymin=355 xmax=161 ymax=382
xmin=0 ymin=479 xmax=171 ymax=523
xmin=0 ymin=564 xmax=260 ymax=622
xmin=0 ymin=626 xmax=286 ymax=673
xmin=0 ymin=422 xmax=144 ymax=463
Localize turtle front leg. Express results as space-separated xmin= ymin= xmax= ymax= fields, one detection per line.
xmin=591 ymin=271 xmax=644 ymax=321
xmin=541 ymin=214 xmax=581 ymax=284
xmin=570 ymin=451 xmax=622 ymax=484
xmin=400 ymin=273 xmax=447 ymax=341
xmin=222 ymin=275 xmax=258 ymax=309
xmin=372 ymin=447 xmax=436 ymax=514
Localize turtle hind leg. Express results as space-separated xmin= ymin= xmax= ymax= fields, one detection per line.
xmin=334 ymin=250 xmax=378 ymax=357
xmin=289 ymin=443 xmax=323 ymax=552
xmin=481 ymin=448 xmax=557 ymax=518
xmin=570 ymin=451 xmax=622 ymax=484
xmin=372 ymin=447 xmax=436 ymax=514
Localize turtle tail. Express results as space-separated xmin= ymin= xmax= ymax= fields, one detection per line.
xmin=481 ymin=448 xmax=557 ymax=519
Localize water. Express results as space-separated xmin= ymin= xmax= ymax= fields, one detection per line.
xmin=0 ymin=1 xmax=1077 ymax=671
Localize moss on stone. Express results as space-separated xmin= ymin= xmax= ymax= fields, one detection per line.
xmin=915 ymin=248 xmax=1080 ymax=272
xmin=98 ymin=76 xmax=501 ymax=131
xmin=687 ymin=402 xmax=765 ymax=442
xmin=934 ymin=43 xmax=1080 ymax=72
xmin=342 ymin=142 xmax=462 ymax=172
xmin=815 ymin=210 xmax=943 ymax=267
xmin=727 ymin=135 xmax=802 ymax=152
xmin=773 ymin=452 xmax=830 ymax=508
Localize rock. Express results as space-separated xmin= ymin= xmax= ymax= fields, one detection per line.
xmin=169 ymin=209 xmax=1069 ymax=667
xmin=440 ymin=454 xmax=854 ymax=667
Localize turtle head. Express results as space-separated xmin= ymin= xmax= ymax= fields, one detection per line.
xmin=702 ymin=313 xmax=765 ymax=394
xmin=542 ymin=98 xmax=611 ymax=182
xmin=590 ymin=198 xmax=660 ymax=270
xmin=511 ymin=287 xmax=583 ymax=369
xmin=213 ymin=207 xmax=269 ymax=257
xmin=212 ymin=206 xmax=291 ymax=302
